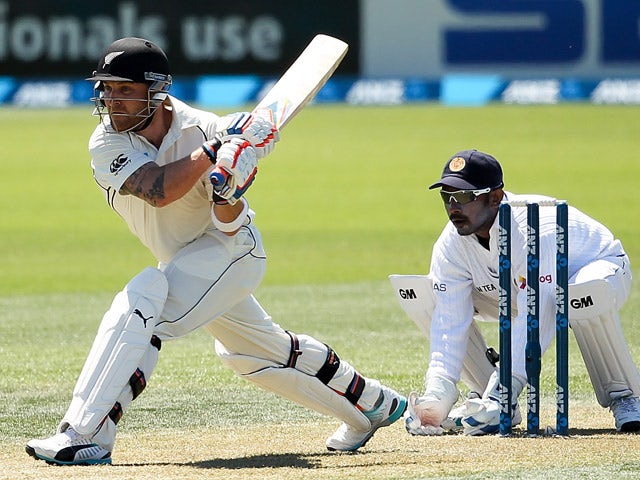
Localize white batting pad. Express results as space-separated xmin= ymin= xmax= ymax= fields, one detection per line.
xmin=569 ymin=277 xmax=615 ymax=320
xmin=62 ymin=267 xmax=168 ymax=434
xmin=215 ymin=341 xmax=370 ymax=431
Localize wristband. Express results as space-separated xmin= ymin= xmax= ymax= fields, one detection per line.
xmin=202 ymin=138 xmax=222 ymax=164
xmin=211 ymin=198 xmax=249 ymax=232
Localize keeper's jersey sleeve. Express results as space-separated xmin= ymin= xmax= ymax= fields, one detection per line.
xmin=428 ymin=224 xmax=477 ymax=383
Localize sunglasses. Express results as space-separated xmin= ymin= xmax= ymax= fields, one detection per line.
xmin=440 ymin=187 xmax=491 ymax=205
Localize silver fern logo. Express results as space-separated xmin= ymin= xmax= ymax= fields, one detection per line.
xmin=103 ymin=51 xmax=125 ymax=69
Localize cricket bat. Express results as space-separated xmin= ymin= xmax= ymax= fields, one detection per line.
xmin=210 ymin=34 xmax=349 ymax=189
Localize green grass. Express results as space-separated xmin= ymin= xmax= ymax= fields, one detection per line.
xmin=3 ymin=281 xmax=640 ymax=480
xmin=2 ymin=103 xmax=640 ymax=479
xmin=2 ymin=104 xmax=640 ymax=294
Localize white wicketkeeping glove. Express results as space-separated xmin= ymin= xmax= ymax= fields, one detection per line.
xmin=212 ymin=138 xmax=258 ymax=205
xmin=460 ymin=371 xmax=524 ymax=436
xmin=404 ymin=374 xmax=459 ymax=436
xmin=459 ymin=398 xmax=501 ymax=435
xmin=217 ymin=109 xmax=280 ymax=159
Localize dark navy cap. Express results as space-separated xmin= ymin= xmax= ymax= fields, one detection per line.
xmin=429 ymin=149 xmax=504 ymax=190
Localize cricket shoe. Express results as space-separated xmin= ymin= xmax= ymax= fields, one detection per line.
xmin=26 ymin=427 xmax=111 ymax=465
xmin=610 ymin=395 xmax=640 ymax=432
xmin=326 ymin=386 xmax=407 ymax=451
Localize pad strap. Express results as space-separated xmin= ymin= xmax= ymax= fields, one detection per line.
xmin=128 ymin=336 xmax=162 ymax=399
xmin=486 ymin=347 xmax=499 ymax=367
xmin=129 ymin=368 xmax=146 ymax=400
xmin=344 ymin=373 xmax=366 ymax=405
xmin=285 ymin=331 xmax=303 ymax=368
xmin=150 ymin=334 xmax=162 ymax=351
xmin=316 ymin=345 xmax=341 ymax=385
xmin=108 ymin=402 xmax=123 ymax=425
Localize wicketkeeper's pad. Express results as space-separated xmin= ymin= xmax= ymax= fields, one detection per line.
xmin=569 ymin=279 xmax=640 ymax=406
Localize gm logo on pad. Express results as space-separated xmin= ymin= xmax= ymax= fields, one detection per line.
xmin=398 ymin=289 xmax=417 ymax=300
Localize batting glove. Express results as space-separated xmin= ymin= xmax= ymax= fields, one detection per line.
xmin=211 ymin=138 xmax=258 ymax=205
xmin=202 ymin=139 xmax=222 ymax=164
xmin=217 ymin=110 xmax=280 ymax=159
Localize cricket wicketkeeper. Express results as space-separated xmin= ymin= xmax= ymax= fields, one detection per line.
xmin=392 ymin=149 xmax=640 ymax=435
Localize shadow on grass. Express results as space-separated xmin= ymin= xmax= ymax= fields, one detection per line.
xmin=568 ymin=427 xmax=631 ymax=436
xmin=118 ymin=451 xmax=373 ymax=470
xmin=117 ymin=452 xmax=324 ymax=469
xmin=504 ymin=427 xmax=620 ymax=437
xmin=190 ymin=452 xmax=327 ymax=469
xmin=112 ymin=429 xmax=632 ymax=471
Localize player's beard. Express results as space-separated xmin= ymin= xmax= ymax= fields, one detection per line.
xmin=447 ymin=197 xmax=496 ymax=237
xmin=108 ymin=104 xmax=155 ymax=133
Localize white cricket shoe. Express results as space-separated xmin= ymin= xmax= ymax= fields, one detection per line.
xmin=26 ymin=427 xmax=111 ymax=465
xmin=326 ymin=386 xmax=407 ymax=451
xmin=610 ymin=395 xmax=640 ymax=432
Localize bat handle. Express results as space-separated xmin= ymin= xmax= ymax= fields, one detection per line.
xmin=210 ymin=168 xmax=229 ymax=189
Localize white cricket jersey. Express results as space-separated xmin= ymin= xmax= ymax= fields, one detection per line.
xmin=428 ymin=191 xmax=627 ymax=381
xmin=90 ymin=96 xmax=222 ymax=264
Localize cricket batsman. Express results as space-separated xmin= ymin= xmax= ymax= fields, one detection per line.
xmin=26 ymin=37 xmax=406 ymax=465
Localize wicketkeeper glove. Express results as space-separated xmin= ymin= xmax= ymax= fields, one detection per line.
xmin=404 ymin=374 xmax=460 ymax=436
xmin=460 ymin=371 xmax=524 ymax=435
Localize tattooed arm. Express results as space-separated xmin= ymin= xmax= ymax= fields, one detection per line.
xmin=120 ymin=148 xmax=213 ymax=207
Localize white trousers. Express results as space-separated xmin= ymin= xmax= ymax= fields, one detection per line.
xmin=86 ymin=224 xmax=380 ymax=451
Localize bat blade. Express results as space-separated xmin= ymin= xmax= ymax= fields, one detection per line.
xmin=211 ymin=34 xmax=348 ymax=190
xmin=255 ymin=34 xmax=349 ymax=130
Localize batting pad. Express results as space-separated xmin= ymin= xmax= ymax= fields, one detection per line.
xmin=62 ymin=267 xmax=168 ymax=434
xmin=215 ymin=341 xmax=371 ymax=430
xmin=569 ymin=279 xmax=640 ymax=406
